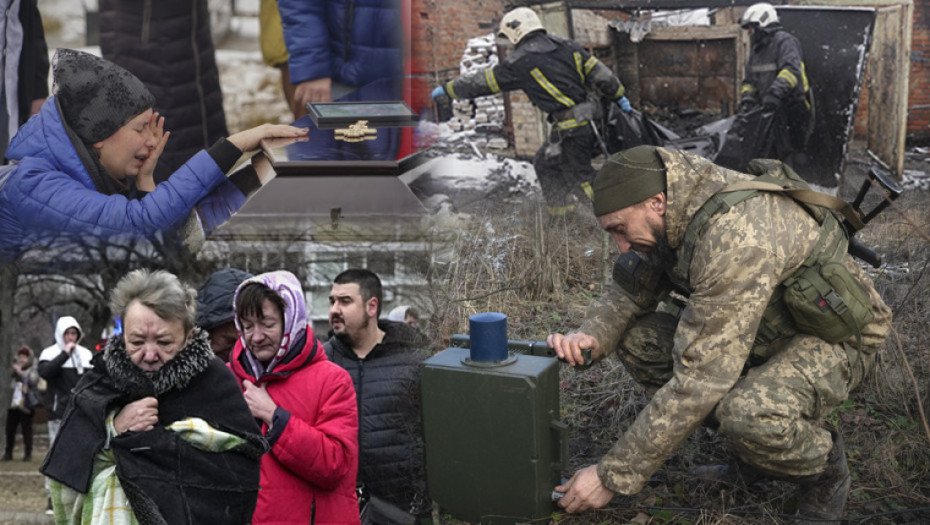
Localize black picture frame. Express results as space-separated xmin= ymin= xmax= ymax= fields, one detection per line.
xmin=306 ymin=101 xmax=420 ymax=129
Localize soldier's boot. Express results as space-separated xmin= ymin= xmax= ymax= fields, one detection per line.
xmin=791 ymin=431 xmax=850 ymax=524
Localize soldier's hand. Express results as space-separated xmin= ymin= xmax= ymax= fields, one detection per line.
xmin=555 ymin=465 xmax=614 ymax=513
xmin=547 ymin=332 xmax=599 ymax=367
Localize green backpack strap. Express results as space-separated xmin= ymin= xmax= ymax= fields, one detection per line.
xmin=673 ymin=188 xmax=758 ymax=286
xmin=673 ymin=174 xmax=864 ymax=288
xmin=720 ymin=179 xmax=865 ymax=231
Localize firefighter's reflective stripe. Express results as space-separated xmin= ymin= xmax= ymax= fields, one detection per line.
xmin=548 ymin=203 xmax=577 ymax=216
xmin=484 ymin=68 xmax=501 ymax=94
xmin=800 ymin=62 xmax=810 ymax=93
xmin=531 ymin=68 xmax=575 ymax=107
xmin=613 ymin=85 xmax=625 ymax=99
xmin=556 ymin=118 xmax=589 ymax=131
xmin=750 ymin=63 xmax=777 ymax=73
xmin=574 ymin=52 xmax=585 ymax=83
xmin=741 ymin=84 xmax=757 ymax=95
xmin=581 ymin=181 xmax=594 ymax=201
xmin=584 ymin=56 xmax=598 ymax=75
xmin=776 ymin=68 xmax=798 ymax=88
xmin=443 ymin=80 xmax=458 ymax=100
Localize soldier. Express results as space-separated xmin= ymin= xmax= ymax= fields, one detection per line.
xmin=738 ymin=3 xmax=814 ymax=170
xmin=431 ymin=7 xmax=632 ymax=216
xmin=548 ymin=146 xmax=890 ymax=523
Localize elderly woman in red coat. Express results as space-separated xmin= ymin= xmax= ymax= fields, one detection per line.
xmin=228 ymin=270 xmax=360 ymax=524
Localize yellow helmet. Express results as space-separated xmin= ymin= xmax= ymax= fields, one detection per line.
xmin=740 ymin=2 xmax=779 ymax=29
xmin=498 ymin=7 xmax=545 ymax=45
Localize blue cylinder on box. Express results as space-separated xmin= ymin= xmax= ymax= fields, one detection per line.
xmin=421 ymin=312 xmax=566 ymax=524
xmin=468 ymin=312 xmax=508 ymax=362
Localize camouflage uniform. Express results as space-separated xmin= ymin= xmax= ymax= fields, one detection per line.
xmin=580 ymin=148 xmax=891 ymax=495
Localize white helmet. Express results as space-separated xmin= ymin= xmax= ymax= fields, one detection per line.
xmin=498 ymin=7 xmax=545 ymax=45
xmin=740 ymin=3 xmax=779 ymax=29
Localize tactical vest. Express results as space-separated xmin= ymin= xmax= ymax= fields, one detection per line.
xmin=610 ymin=160 xmax=874 ymax=366
xmin=671 ymin=159 xmax=874 ymax=361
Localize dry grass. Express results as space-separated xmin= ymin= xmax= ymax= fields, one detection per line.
xmin=421 ymin=151 xmax=930 ymax=524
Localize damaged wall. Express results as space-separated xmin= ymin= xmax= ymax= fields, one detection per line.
xmin=613 ymin=24 xmax=744 ymax=113
xmin=411 ymin=0 xmax=505 ymax=112
xmin=909 ymin=0 xmax=930 ymax=141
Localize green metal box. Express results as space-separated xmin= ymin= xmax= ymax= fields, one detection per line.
xmin=421 ymin=347 xmax=566 ymax=524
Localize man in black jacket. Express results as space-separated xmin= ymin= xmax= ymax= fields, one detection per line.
xmin=431 ymin=7 xmax=631 ymax=217
xmin=324 ymin=269 xmax=431 ymax=524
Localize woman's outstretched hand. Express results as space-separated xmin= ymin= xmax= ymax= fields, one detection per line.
xmin=227 ymin=124 xmax=309 ymax=153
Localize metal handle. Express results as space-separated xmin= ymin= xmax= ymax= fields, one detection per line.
xmin=450 ymin=334 xmax=593 ymax=366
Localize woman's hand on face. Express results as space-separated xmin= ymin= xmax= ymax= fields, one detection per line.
xmin=226 ymin=124 xmax=309 ymax=153
xmin=136 ymin=112 xmax=170 ymax=192
xmin=242 ymin=380 xmax=277 ymax=425
xmin=114 ymin=396 xmax=159 ymax=435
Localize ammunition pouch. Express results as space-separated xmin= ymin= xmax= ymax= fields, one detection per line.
xmin=752 ymin=217 xmax=875 ymax=358
xmin=673 ymin=158 xmax=878 ymax=363
xmin=782 ymin=259 xmax=874 ymax=346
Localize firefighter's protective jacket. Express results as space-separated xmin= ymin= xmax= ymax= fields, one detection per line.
xmin=741 ymin=28 xmax=810 ymax=106
xmin=443 ymin=32 xmax=625 ymax=128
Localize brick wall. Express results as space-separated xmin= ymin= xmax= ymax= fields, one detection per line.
xmin=410 ymin=0 xmax=505 ymax=112
xmin=851 ymin=0 xmax=929 ymax=142
xmin=905 ymin=0 xmax=930 ymax=141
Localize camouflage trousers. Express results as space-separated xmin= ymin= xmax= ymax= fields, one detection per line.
xmin=618 ymin=312 xmax=875 ymax=477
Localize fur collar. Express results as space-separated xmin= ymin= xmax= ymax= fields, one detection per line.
xmin=101 ymin=328 xmax=214 ymax=397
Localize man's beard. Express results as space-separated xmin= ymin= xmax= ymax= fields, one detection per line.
xmin=641 ymin=223 xmax=676 ymax=276
xmin=333 ymin=315 xmax=371 ymax=349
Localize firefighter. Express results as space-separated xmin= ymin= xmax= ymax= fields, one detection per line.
xmin=738 ymin=2 xmax=814 ymax=170
xmin=431 ymin=7 xmax=632 ymax=216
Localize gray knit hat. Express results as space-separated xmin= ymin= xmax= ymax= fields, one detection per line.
xmin=52 ymin=49 xmax=155 ymax=144
xmin=592 ymin=146 xmax=667 ymax=216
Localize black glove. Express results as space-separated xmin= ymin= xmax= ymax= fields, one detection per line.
xmin=738 ymin=97 xmax=757 ymax=113
xmin=762 ymin=93 xmax=782 ymax=112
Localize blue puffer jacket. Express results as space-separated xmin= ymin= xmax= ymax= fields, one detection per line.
xmin=277 ymin=0 xmax=403 ymax=87
xmin=0 ymin=95 xmax=245 ymax=262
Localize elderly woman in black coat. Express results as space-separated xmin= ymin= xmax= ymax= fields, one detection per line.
xmin=41 ymin=269 xmax=267 ymax=525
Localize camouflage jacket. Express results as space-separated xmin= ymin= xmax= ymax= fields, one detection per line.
xmin=580 ymin=148 xmax=891 ymax=495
